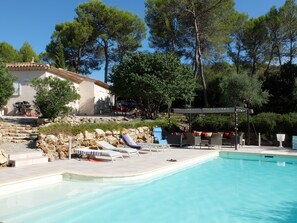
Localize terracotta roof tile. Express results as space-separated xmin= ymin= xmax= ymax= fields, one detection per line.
xmin=6 ymin=62 xmax=49 ymax=70
xmin=6 ymin=62 xmax=109 ymax=89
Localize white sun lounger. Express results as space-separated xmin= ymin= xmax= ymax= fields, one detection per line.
xmin=74 ymin=147 xmax=124 ymax=162
xmin=138 ymin=143 xmax=171 ymax=151
xmin=97 ymin=141 xmax=140 ymax=157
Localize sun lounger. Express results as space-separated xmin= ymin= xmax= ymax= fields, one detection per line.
xmin=74 ymin=147 xmax=124 ymax=162
xmin=97 ymin=141 xmax=140 ymax=157
xmin=137 ymin=143 xmax=170 ymax=150
xmin=153 ymin=127 xmax=168 ymax=144
xmin=121 ymin=134 xmax=170 ymax=152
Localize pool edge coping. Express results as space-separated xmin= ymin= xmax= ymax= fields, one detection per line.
xmin=1 ymin=149 xmax=297 ymax=196
xmin=0 ymin=151 xmax=219 ymax=196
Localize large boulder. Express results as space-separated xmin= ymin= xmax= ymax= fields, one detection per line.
xmin=45 ymin=135 xmax=58 ymax=144
xmin=95 ymin=129 xmax=105 ymax=137
xmin=84 ymin=130 xmax=95 ymax=140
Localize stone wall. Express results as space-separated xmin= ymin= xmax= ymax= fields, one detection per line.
xmin=36 ymin=127 xmax=153 ymax=161
xmin=0 ymin=119 xmax=38 ymax=143
xmin=42 ymin=115 xmax=131 ymax=125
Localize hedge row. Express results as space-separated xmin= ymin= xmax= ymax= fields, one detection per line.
xmin=191 ymin=112 xmax=297 ymax=139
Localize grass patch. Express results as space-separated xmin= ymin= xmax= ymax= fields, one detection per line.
xmin=39 ymin=117 xmax=180 ymax=136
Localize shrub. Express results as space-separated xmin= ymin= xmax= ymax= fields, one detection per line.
xmin=190 ymin=112 xmax=297 ymax=139
xmin=192 ymin=114 xmax=239 ymax=132
xmin=31 ymin=77 xmax=80 ymax=119
xmin=282 ymin=113 xmax=297 ymax=136
xmin=251 ymin=113 xmax=281 ymax=138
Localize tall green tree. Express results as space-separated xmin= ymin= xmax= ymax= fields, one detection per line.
xmin=31 ymin=76 xmax=80 ymax=119
xmin=227 ymin=12 xmax=248 ymax=74
xmin=241 ymin=17 xmax=269 ymax=75
xmin=263 ymin=6 xmax=284 ymax=73
xmin=110 ymin=52 xmax=196 ymax=118
xmin=145 ymin=0 xmax=185 ymax=55
xmin=204 ymin=62 xmax=235 ymax=107
xmin=219 ymin=73 xmax=269 ymax=108
xmin=145 ymin=0 xmax=236 ymax=106
xmin=76 ymin=0 xmax=146 ymax=83
xmin=19 ymin=41 xmax=39 ymax=62
xmin=0 ymin=62 xmax=16 ymax=109
xmin=46 ymin=21 xmax=98 ymax=74
xmin=279 ymin=0 xmax=297 ymax=65
xmin=0 ymin=42 xmax=19 ymax=63
xmin=54 ymin=38 xmax=66 ymax=69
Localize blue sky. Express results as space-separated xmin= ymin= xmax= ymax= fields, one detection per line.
xmin=0 ymin=0 xmax=287 ymax=81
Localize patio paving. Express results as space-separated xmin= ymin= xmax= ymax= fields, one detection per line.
xmin=0 ymin=145 xmax=297 ymax=188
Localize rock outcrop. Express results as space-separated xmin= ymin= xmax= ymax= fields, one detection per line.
xmin=36 ymin=127 xmax=153 ymax=161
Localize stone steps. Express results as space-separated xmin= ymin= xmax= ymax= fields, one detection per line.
xmin=1 ymin=138 xmax=28 ymax=143
xmin=0 ymin=121 xmax=38 ymax=143
xmin=8 ymin=151 xmax=48 ymax=167
xmin=1 ymin=136 xmax=31 ymax=143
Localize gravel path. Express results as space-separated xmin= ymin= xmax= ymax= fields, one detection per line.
xmin=0 ymin=142 xmax=39 ymax=154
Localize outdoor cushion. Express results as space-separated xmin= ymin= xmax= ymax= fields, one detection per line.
xmin=223 ymin=132 xmax=230 ymax=138
xmin=229 ymin=131 xmax=235 ymax=139
xmin=201 ymin=132 xmax=207 ymax=138
xmin=206 ymin=132 xmax=212 ymax=137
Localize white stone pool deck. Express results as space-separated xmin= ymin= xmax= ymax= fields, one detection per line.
xmin=0 ymin=146 xmax=297 ymax=188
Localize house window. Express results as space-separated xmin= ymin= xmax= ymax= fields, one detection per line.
xmin=13 ymin=82 xmax=21 ymax=96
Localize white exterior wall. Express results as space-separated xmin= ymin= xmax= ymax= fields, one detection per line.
xmin=6 ymin=70 xmax=45 ymax=115
xmin=78 ymin=80 xmax=95 ymax=115
xmin=6 ymin=69 xmax=110 ymax=116
xmin=6 ymin=70 xmax=81 ymax=115
xmin=94 ymin=85 xmax=112 ymax=114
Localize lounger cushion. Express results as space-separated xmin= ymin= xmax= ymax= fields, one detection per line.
xmin=121 ymin=134 xmax=141 ymax=149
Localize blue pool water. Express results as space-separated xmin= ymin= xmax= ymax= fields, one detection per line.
xmin=1 ymin=156 xmax=297 ymax=223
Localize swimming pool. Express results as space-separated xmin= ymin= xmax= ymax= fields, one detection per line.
xmin=1 ymin=153 xmax=297 ymax=223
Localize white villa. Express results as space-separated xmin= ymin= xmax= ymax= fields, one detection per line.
xmin=4 ymin=62 xmax=113 ymax=116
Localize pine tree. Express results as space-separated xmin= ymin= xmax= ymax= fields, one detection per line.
xmin=54 ymin=38 xmax=66 ymax=69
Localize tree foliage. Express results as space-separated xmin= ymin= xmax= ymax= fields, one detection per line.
xmin=226 ymin=12 xmax=248 ymax=74
xmin=46 ymin=20 xmax=97 ymax=74
xmin=219 ymin=73 xmax=269 ymax=108
xmin=241 ymin=17 xmax=269 ymax=75
xmin=263 ymin=6 xmax=283 ymax=73
xmin=0 ymin=62 xmax=16 ymax=109
xmin=54 ymin=38 xmax=66 ymax=69
xmin=204 ymin=62 xmax=236 ymax=107
xmin=279 ymin=0 xmax=297 ymax=65
xmin=31 ymin=77 xmax=80 ymax=119
xmin=19 ymin=41 xmax=39 ymax=62
xmin=145 ymin=0 xmax=236 ymax=106
xmin=227 ymin=0 xmax=297 ymax=75
xmin=0 ymin=42 xmax=19 ymax=63
xmin=110 ymin=52 xmax=196 ymax=117
xmin=1 ymin=0 xmax=297 ymax=114
xmin=76 ymin=0 xmax=146 ymax=82
xmin=263 ymin=63 xmax=297 ymax=113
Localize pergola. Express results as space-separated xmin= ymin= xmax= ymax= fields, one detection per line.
xmin=173 ymin=107 xmax=248 ymax=150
